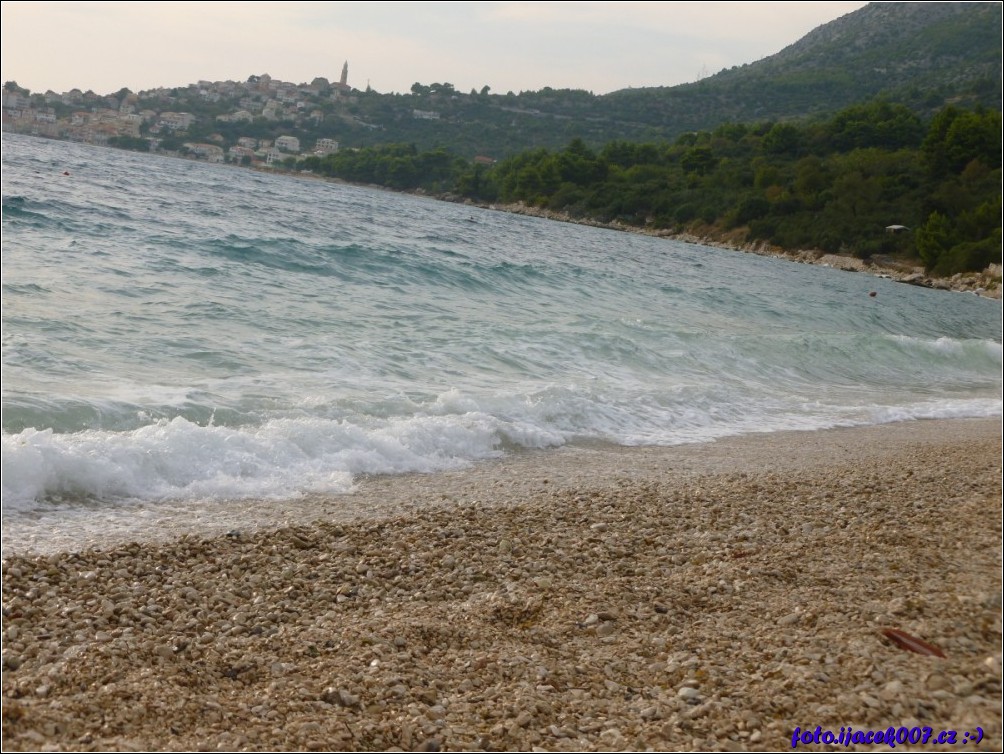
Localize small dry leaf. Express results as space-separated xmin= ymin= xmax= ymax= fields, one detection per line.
xmin=881 ymin=628 xmax=946 ymax=658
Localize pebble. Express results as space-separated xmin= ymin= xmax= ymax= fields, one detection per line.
xmin=926 ymin=673 xmax=951 ymax=691
xmin=677 ymin=686 xmax=701 ymax=702
xmin=0 ymin=422 xmax=999 ymax=752
xmin=883 ymin=680 xmax=904 ymax=695
xmin=860 ymin=693 xmax=881 ymax=708
xmin=595 ymin=621 xmax=616 ymax=637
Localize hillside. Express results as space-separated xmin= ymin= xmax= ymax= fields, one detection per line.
xmin=348 ymin=2 xmax=1002 ymax=155
xmin=600 ymin=1 xmax=1001 ymax=134
xmin=3 ymin=2 xmax=999 ymax=159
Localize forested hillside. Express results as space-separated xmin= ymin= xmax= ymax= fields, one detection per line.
xmin=329 ymin=2 xmax=1002 ymax=156
xmin=600 ymin=2 xmax=1001 ymax=137
xmin=302 ymin=101 xmax=1002 ymax=277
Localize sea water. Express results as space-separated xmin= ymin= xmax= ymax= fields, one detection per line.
xmin=2 ymin=134 xmax=1001 ymax=544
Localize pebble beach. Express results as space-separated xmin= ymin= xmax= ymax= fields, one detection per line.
xmin=2 ymin=418 xmax=1001 ymax=752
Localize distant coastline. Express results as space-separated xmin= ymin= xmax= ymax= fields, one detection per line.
xmin=254 ymin=158 xmax=1003 ymax=300
xmin=244 ymin=155 xmax=1003 ymax=300
xmin=453 ymin=199 xmax=1003 ymax=300
xmin=6 ymin=131 xmax=1000 ymax=300
xmin=250 ymin=159 xmax=1003 ymax=300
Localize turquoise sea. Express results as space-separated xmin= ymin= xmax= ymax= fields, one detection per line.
xmin=2 ymin=134 xmax=1001 ymax=542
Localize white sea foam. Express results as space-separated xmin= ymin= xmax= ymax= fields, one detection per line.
xmin=865 ymin=398 xmax=1004 ymax=424
xmin=0 ymin=407 xmax=571 ymax=510
xmin=3 ymin=389 xmax=1000 ymax=510
xmin=888 ymin=334 xmax=1003 ymax=360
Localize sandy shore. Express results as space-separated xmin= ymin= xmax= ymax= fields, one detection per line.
xmin=2 ymin=418 xmax=1001 ymax=751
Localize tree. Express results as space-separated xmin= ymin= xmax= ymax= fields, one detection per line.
xmin=680 ymin=146 xmax=716 ymax=175
xmin=922 ymin=106 xmax=1002 ymax=175
xmin=794 ymin=156 xmax=829 ymax=205
xmin=826 ymin=101 xmax=924 ymax=151
xmin=915 ymin=211 xmax=952 ymax=271
xmin=762 ymin=123 xmax=801 ymax=156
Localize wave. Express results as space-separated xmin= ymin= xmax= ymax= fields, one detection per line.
xmin=887 ymin=334 xmax=1003 ymax=360
xmin=3 ymin=387 xmax=999 ymax=510
xmin=0 ymin=409 xmax=559 ymax=510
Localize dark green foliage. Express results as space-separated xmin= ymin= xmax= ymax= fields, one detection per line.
xmin=460 ymin=102 xmax=999 ymax=276
xmin=922 ymin=106 xmax=1003 ymax=175
xmin=107 ymin=136 xmax=150 ymax=152
xmin=302 ymin=143 xmax=462 ymax=192
xmin=916 ymin=194 xmax=1003 ymax=275
xmin=825 ymin=102 xmax=925 ymax=151
xmin=763 ymin=124 xmax=802 ymax=156
xmin=730 ymin=196 xmax=772 ymax=227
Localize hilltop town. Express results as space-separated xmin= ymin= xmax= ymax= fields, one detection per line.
xmin=2 ymin=65 xmax=369 ymax=167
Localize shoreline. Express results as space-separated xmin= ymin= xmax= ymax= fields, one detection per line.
xmin=289 ymin=166 xmax=1002 ymax=299
xmin=447 ymin=198 xmax=1002 ymax=300
xmin=3 ymin=418 xmax=1001 ymax=751
xmin=7 ymin=133 xmax=1000 ymax=299
xmin=3 ymin=418 xmax=1001 ymax=559
xmin=288 ymin=165 xmax=1003 ymax=299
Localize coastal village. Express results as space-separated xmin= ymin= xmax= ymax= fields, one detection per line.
xmin=5 ymin=68 xmax=999 ymax=299
xmin=1 ymin=65 xmax=364 ymax=167
xmin=3 ymin=9 xmax=999 ymax=299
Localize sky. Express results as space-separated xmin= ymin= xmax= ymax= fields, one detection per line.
xmin=2 ymin=1 xmax=868 ymax=97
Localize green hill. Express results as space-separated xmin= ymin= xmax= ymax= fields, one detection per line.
xmin=327 ymin=2 xmax=1002 ymax=156
xmin=598 ymin=2 xmax=1001 ymax=135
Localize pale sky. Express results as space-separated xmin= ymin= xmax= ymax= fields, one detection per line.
xmin=2 ymin=1 xmax=867 ymax=96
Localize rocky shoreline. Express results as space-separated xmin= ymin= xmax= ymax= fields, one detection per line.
xmin=2 ymin=419 xmax=1001 ymax=751
xmin=268 ymin=170 xmax=1003 ymax=299
xmin=454 ymin=199 xmax=1002 ymax=300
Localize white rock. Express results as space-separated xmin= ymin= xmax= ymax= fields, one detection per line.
xmin=677 ymin=686 xmax=700 ymax=701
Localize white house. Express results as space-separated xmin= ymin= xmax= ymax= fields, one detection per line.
xmin=275 ymin=135 xmax=300 ymax=153
xmin=313 ymin=138 xmax=339 ymax=156
xmin=160 ymin=111 xmax=195 ymax=130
